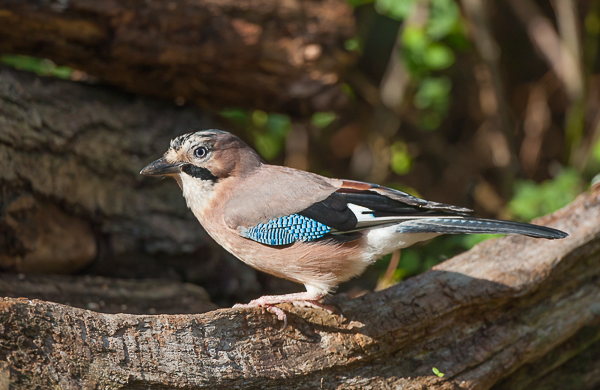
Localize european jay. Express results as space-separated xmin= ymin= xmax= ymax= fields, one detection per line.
xmin=141 ymin=130 xmax=567 ymax=321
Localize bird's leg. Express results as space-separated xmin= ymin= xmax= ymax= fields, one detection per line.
xmin=233 ymin=292 xmax=329 ymax=326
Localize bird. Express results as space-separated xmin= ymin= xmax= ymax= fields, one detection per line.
xmin=140 ymin=129 xmax=568 ymax=322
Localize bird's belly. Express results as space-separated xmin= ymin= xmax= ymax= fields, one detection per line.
xmin=203 ymin=223 xmax=369 ymax=294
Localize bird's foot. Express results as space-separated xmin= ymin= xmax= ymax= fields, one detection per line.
xmin=233 ymin=292 xmax=329 ymax=328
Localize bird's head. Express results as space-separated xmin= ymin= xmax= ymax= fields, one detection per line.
xmin=140 ymin=130 xmax=262 ymax=189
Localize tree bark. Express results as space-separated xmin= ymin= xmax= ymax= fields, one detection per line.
xmin=0 ymin=0 xmax=355 ymax=114
xmin=0 ymin=274 xmax=218 ymax=315
xmin=1 ymin=183 xmax=599 ymax=389
xmin=0 ymin=65 xmax=271 ymax=304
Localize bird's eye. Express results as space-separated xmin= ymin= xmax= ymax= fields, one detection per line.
xmin=194 ymin=146 xmax=208 ymax=158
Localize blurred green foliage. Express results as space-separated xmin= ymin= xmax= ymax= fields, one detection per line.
xmin=344 ymin=38 xmax=361 ymax=52
xmin=414 ymin=76 xmax=452 ymax=130
xmin=390 ymin=141 xmax=412 ymax=175
xmin=220 ymin=109 xmax=339 ymax=160
xmin=1 ymin=54 xmax=73 ymax=79
xmin=311 ymin=112 xmax=338 ymax=129
xmin=375 ymin=0 xmax=417 ymax=19
xmin=508 ymin=169 xmax=585 ymax=222
xmin=376 ymin=233 xmax=504 ymax=286
xmin=219 ymin=109 xmax=292 ymax=160
xmin=374 ymin=0 xmax=467 ymax=130
xmin=591 ymin=138 xmax=600 ymax=166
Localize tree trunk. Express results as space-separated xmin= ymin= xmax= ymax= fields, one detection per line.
xmin=0 ymin=0 xmax=355 ymax=114
xmin=1 ymin=184 xmax=599 ymax=389
xmin=0 ymin=66 xmax=272 ymax=304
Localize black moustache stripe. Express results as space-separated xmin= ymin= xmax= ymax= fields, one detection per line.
xmin=181 ymin=164 xmax=218 ymax=183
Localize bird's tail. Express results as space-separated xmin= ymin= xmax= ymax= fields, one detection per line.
xmin=394 ymin=217 xmax=567 ymax=239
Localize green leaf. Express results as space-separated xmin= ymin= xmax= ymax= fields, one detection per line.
xmin=311 ymin=112 xmax=337 ymax=129
xmin=401 ymin=26 xmax=430 ymax=53
xmin=375 ymin=0 xmax=418 ymax=20
xmin=265 ymin=113 xmax=291 ymax=137
xmin=427 ymin=0 xmax=461 ymax=40
xmin=432 ymin=367 xmax=445 ymax=377
xmin=344 ymin=38 xmax=361 ymax=52
xmin=219 ymin=108 xmax=250 ymax=127
xmin=424 ymin=43 xmax=455 ymax=70
xmin=252 ymin=110 xmax=269 ymax=128
xmin=390 ymin=141 xmax=412 ymax=175
xmin=254 ymin=133 xmax=281 ymax=160
xmin=1 ymin=54 xmax=73 ymax=79
xmin=51 ymin=66 xmax=74 ymax=79
xmin=414 ymin=77 xmax=452 ymax=109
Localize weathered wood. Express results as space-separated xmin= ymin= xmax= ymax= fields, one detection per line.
xmin=0 ymin=66 xmax=272 ymax=303
xmin=1 ymin=183 xmax=598 ymax=389
xmin=0 ymin=0 xmax=355 ymax=114
xmin=0 ymin=274 xmax=218 ymax=315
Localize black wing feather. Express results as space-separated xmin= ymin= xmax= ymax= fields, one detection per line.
xmin=296 ymin=181 xmax=568 ymax=241
xmin=298 ymin=193 xmax=358 ymax=231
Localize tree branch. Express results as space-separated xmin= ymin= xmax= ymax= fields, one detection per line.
xmin=2 ymin=184 xmax=599 ymax=389
xmin=0 ymin=0 xmax=355 ymax=113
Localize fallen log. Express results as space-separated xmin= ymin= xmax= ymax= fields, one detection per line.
xmin=0 ymin=0 xmax=355 ymax=113
xmin=1 ymin=183 xmax=598 ymax=388
xmin=0 ymin=65 xmax=277 ymax=304
xmin=0 ymin=274 xmax=218 ymax=315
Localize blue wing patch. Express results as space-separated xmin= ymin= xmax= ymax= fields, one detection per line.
xmin=241 ymin=214 xmax=331 ymax=246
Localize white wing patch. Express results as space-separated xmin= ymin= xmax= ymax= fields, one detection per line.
xmin=347 ymin=203 xmax=464 ymax=228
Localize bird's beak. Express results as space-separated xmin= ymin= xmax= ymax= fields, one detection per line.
xmin=140 ymin=157 xmax=182 ymax=176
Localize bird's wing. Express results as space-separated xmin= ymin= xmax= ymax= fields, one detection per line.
xmin=226 ymin=173 xmax=566 ymax=247
xmin=330 ymin=180 xmax=472 ymax=229
xmin=223 ymin=165 xmax=346 ymax=230
xmin=225 ymin=170 xmax=469 ymax=246
xmin=333 ymin=180 xmax=566 ymax=239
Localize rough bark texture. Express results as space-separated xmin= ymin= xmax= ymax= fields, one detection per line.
xmin=1 ymin=184 xmax=599 ymax=389
xmin=0 ymin=0 xmax=355 ymax=114
xmin=0 ymin=66 xmax=274 ymax=305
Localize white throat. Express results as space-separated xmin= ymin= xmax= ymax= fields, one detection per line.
xmin=179 ymin=173 xmax=217 ymax=219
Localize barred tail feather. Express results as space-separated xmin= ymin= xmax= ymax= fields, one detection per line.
xmin=395 ymin=217 xmax=568 ymax=239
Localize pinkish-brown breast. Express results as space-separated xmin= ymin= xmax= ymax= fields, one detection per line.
xmin=196 ymin=175 xmax=367 ymax=294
